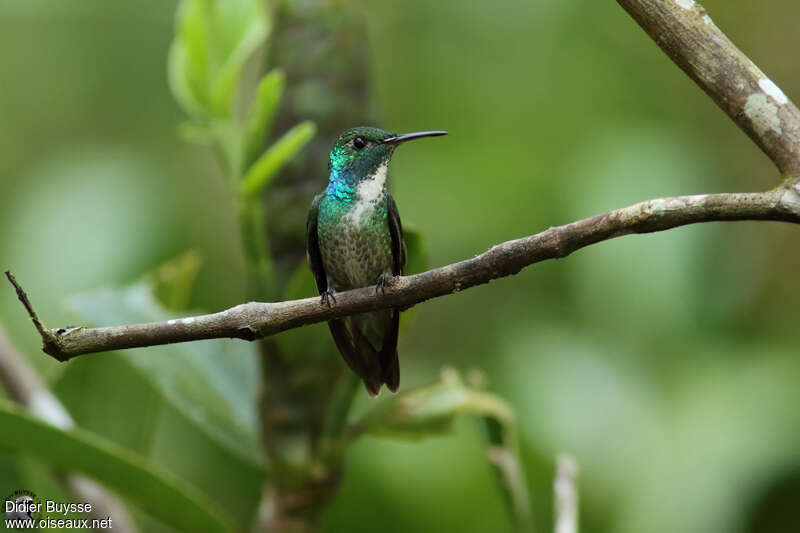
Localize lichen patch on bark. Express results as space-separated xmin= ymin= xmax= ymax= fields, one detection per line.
xmin=744 ymin=93 xmax=782 ymax=137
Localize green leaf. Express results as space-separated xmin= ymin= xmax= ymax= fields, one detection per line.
xmin=177 ymin=121 xmax=214 ymax=144
xmin=52 ymin=354 xmax=264 ymax=533
xmin=211 ymin=119 xmax=242 ymax=176
xmin=66 ymin=280 xmax=262 ymax=468
xmin=173 ymin=0 xmax=213 ymax=112
xmin=352 ymin=368 xmax=533 ymax=532
xmin=354 ymin=368 xmax=513 ymax=439
xmin=242 ymin=70 xmax=285 ymax=170
xmin=167 ymin=41 xmax=205 ymax=117
xmin=148 ymin=249 xmax=204 ymax=311
xmin=402 ymin=226 xmax=430 ymax=276
xmin=213 ymin=0 xmax=266 ymax=55
xmin=283 ymin=261 xmax=317 ymax=302
xmin=481 ymin=416 xmax=534 ymax=533
xmin=169 ymin=0 xmax=271 ymax=118
xmin=399 ymin=226 xmax=430 ymax=328
xmin=276 ymin=264 xmax=334 ymax=361
xmin=0 ymin=401 xmax=231 ymax=533
xmin=241 ymin=121 xmax=316 ymax=197
xmin=210 ymin=16 xmax=269 ymax=117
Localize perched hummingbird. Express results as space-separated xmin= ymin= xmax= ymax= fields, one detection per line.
xmin=306 ymin=127 xmax=447 ymax=396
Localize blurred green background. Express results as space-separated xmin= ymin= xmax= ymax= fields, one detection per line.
xmin=1 ymin=1 xmax=799 ymax=532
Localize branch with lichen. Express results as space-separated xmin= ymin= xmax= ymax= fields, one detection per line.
xmin=6 ymin=0 xmax=800 ymax=366
xmin=617 ymin=0 xmax=800 ymax=177
xmin=6 ymin=185 xmax=800 ymax=360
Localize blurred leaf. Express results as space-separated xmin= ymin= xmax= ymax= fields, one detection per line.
xmin=238 ymin=197 xmax=277 ymax=299
xmin=322 ymin=373 xmax=360 ymax=447
xmin=400 ymin=226 xmax=430 ymax=329
xmin=167 ymin=40 xmax=205 ymax=117
xmin=210 ymin=11 xmax=269 ymax=117
xmin=283 ymin=261 xmax=317 ymax=302
xmin=0 ymin=401 xmax=231 ymax=533
xmin=211 ymin=119 xmax=242 ymax=176
xmin=354 ymin=367 xmax=513 ymax=439
xmin=52 ymin=355 xmax=264 ymax=533
xmin=66 ymin=279 xmax=262 ymax=468
xmin=403 ymin=225 xmax=429 ymax=276
xmin=16 ymin=455 xmax=89 ymax=527
xmin=148 ymin=249 xmax=204 ymax=312
xmin=213 ymin=0 xmax=267 ymax=55
xmin=242 ymin=70 xmax=285 ymax=170
xmin=276 ymin=264 xmax=334 ymax=362
xmin=147 ymin=402 xmax=264 ymax=532
xmin=177 ymin=121 xmax=214 ymax=144
xmin=352 ymin=368 xmax=532 ymax=531
xmin=240 ymin=121 xmax=316 ymax=198
xmin=169 ymin=0 xmax=270 ymax=118
xmin=482 ymin=412 xmax=533 ymax=533
xmin=171 ymin=0 xmax=212 ymax=113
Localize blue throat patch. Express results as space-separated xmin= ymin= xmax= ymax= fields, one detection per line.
xmin=326 ymin=140 xmax=393 ymax=206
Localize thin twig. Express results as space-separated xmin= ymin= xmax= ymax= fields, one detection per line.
xmin=554 ymin=455 xmax=579 ymax=533
xmin=4 ymin=270 xmax=59 ymax=354
xmin=6 ymin=185 xmax=800 ymax=360
xmin=487 ymin=446 xmax=535 ymax=533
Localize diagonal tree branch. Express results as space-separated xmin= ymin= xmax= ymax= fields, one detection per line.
xmin=6 ymin=185 xmax=800 ymax=361
xmin=617 ymin=0 xmax=800 ymax=177
xmin=5 ymin=0 xmax=800 ymax=361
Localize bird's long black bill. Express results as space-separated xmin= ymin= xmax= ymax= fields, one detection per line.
xmin=382 ymin=130 xmax=448 ymax=145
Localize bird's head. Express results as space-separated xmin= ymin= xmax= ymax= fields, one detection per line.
xmin=328 ymin=127 xmax=446 ymax=185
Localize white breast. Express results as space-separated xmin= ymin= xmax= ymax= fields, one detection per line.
xmin=345 ymin=161 xmax=388 ymax=224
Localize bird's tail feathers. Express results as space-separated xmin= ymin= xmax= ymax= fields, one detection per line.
xmin=328 ymin=314 xmax=400 ymax=396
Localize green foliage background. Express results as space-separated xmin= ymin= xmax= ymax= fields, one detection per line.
xmin=1 ymin=1 xmax=799 ymax=532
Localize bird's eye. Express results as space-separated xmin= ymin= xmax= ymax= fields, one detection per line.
xmin=353 ymin=136 xmax=366 ymax=149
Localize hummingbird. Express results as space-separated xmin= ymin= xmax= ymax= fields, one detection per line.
xmin=306 ymin=127 xmax=447 ymax=396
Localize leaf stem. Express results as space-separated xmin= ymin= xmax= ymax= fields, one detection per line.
xmin=237 ymin=197 xmax=277 ymax=300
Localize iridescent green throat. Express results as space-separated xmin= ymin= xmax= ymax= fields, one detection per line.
xmin=326 ymin=127 xmax=396 ymax=205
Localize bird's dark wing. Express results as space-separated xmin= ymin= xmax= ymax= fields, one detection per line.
xmin=387 ymin=194 xmax=407 ymax=275
xmin=306 ymin=193 xmax=327 ymax=294
xmin=380 ymin=194 xmax=405 ymax=392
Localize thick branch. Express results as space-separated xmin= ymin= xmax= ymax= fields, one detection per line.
xmin=8 ymin=184 xmax=800 ymax=360
xmin=617 ymin=0 xmax=800 ymax=177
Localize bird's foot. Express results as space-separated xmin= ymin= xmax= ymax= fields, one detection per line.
xmin=320 ymin=288 xmax=337 ymax=307
xmin=375 ymin=273 xmax=393 ymax=296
